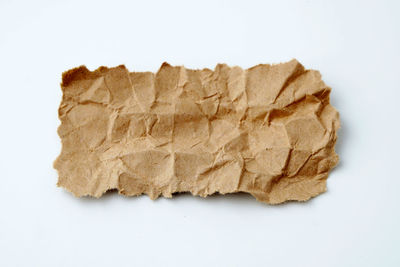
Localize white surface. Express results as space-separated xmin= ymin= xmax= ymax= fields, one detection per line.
xmin=0 ymin=0 xmax=399 ymax=266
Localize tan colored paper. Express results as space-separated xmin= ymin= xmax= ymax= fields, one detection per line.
xmin=54 ymin=59 xmax=339 ymax=204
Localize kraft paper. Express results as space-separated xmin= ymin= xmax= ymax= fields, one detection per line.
xmin=54 ymin=59 xmax=340 ymax=204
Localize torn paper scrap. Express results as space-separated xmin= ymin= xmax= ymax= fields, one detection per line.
xmin=54 ymin=59 xmax=340 ymax=204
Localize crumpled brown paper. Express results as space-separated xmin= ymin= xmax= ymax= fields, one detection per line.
xmin=54 ymin=59 xmax=339 ymax=204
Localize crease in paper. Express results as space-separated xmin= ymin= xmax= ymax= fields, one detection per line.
xmin=54 ymin=59 xmax=340 ymax=204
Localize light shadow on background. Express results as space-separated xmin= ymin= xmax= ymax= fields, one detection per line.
xmin=61 ymin=187 xmax=323 ymax=209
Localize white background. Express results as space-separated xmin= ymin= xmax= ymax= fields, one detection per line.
xmin=1 ymin=0 xmax=399 ymax=266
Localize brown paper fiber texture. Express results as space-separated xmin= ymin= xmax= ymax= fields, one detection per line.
xmin=54 ymin=59 xmax=340 ymax=204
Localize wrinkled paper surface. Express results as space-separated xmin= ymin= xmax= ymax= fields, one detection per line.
xmin=54 ymin=59 xmax=339 ymax=204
